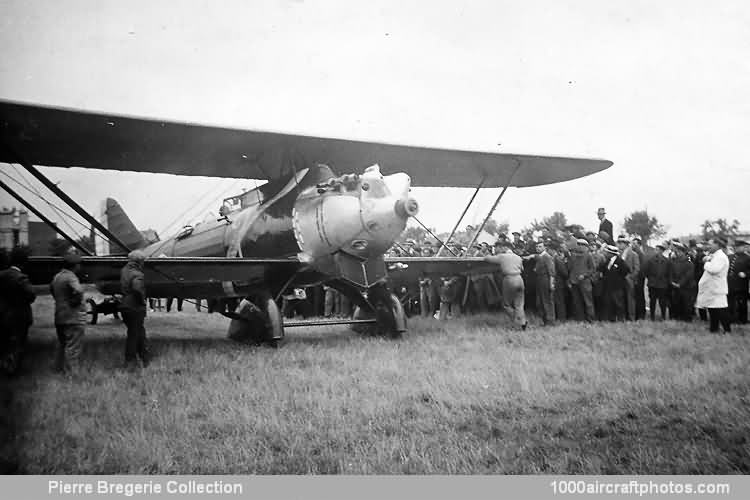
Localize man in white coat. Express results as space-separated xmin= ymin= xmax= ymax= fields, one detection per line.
xmin=696 ymin=237 xmax=731 ymax=333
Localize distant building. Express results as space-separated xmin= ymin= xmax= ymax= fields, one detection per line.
xmin=0 ymin=207 xmax=29 ymax=250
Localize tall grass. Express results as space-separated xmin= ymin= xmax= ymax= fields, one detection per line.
xmin=1 ymin=297 xmax=749 ymax=474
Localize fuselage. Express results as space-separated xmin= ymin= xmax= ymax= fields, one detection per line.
xmin=136 ymin=164 xmax=418 ymax=289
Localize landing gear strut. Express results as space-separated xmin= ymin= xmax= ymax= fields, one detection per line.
xmin=226 ymin=294 xmax=284 ymax=347
xmin=352 ymin=283 xmax=407 ymax=338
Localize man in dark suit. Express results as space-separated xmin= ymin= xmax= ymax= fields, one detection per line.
xmin=599 ymin=244 xmax=630 ymax=321
xmin=669 ymin=242 xmax=697 ymax=321
xmin=597 ymin=208 xmax=615 ymax=245
xmin=0 ymin=247 xmax=36 ymax=375
xmin=643 ymin=242 xmax=671 ymax=320
xmin=533 ymin=241 xmax=556 ymax=325
xmin=728 ymin=240 xmax=750 ymax=324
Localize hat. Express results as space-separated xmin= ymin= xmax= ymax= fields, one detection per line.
xmin=128 ymin=250 xmax=146 ymax=263
xmin=512 ymin=231 xmax=521 ymax=236
xmin=576 ymin=238 xmax=589 ymax=245
xmin=586 ymin=231 xmax=596 ymax=237
xmin=673 ymin=241 xmax=687 ymax=251
xmin=597 ymin=207 xmax=606 ymax=214
xmin=632 ymin=236 xmax=642 ymax=242
xmin=406 ymin=239 xmax=416 ymax=245
xmin=604 ymin=244 xmax=619 ymax=255
xmin=617 ymin=235 xmax=630 ymax=243
xmin=655 ymin=242 xmax=666 ymax=250
xmin=63 ymin=252 xmax=82 ymax=265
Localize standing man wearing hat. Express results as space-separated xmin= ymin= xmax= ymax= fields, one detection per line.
xmin=669 ymin=242 xmax=697 ymax=321
xmin=599 ymin=244 xmax=630 ymax=321
xmin=549 ymin=244 xmax=569 ymax=321
xmin=567 ymin=238 xmax=597 ymax=322
xmin=597 ymin=208 xmax=615 ymax=245
xmin=533 ymin=241 xmax=556 ymax=326
xmin=511 ymin=232 xmax=525 ymax=255
xmin=643 ymin=242 xmax=671 ymax=320
xmin=120 ymin=250 xmax=150 ymax=367
xmin=0 ymin=247 xmax=35 ymax=375
xmin=696 ymin=238 xmax=731 ymax=333
xmin=727 ymin=240 xmax=750 ymax=324
xmin=631 ymin=237 xmax=647 ymax=320
xmin=50 ymin=252 xmax=87 ymax=373
xmin=618 ymin=235 xmax=640 ymax=321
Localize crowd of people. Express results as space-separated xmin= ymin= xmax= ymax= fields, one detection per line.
xmin=388 ymin=207 xmax=749 ymax=334
xmin=0 ymin=206 xmax=747 ymax=377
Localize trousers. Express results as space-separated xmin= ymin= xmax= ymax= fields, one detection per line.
xmin=121 ymin=310 xmax=148 ymax=362
xmin=55 ymin=324 xmax=85 ymax=373
xmin=708 ymin=308 xmax=731 ymax=333
xmin=570 ymin=279 xmax=595 ymax=322
xmin=501 ymin=275 xmax=526 ymax=327
xmin=535 ymin=279 xmax=555 ymax=325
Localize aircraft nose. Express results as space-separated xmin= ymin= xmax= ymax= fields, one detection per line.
xmin=394 ymin=196 xmax=419 ymax=219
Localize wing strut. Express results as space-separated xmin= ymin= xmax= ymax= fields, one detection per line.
xmin=413 ymin=217 xmax=457 ymax=257
xmin=1 ymin=144 xmax=131 ymax=253
xmin=464 ymin=162 xmax=522 ymax=252
xmin=435 ymin=177 xmax=485 ymax=257
xmin=0 ymin=178 xmax=93 ymax=255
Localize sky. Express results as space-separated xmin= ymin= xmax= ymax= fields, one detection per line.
xmin=1 ymin=0 xmax=749 ymax=242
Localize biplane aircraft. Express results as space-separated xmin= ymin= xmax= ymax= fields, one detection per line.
xmin=0 ymin=100 xmax=612 ymax=346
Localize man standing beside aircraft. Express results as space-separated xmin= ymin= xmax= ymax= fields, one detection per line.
xmin=50 ymin=252 xmax=86 ymax=374
xmin=599 ymin=244 xmax=630 ymax=321
xmin=618 ymin=235 xmax=640 ymax=321
xmin=643 ymin=243 xmax=671 ymax=320
xmin=484 ymin=241 xmax=527 ymax=330
xmin=533 ymin=241 xmax=556 ymax=326
xmin=567 ymin=238 xmax=596 ymax=322
xmin=0 ymin=247 xmax=35 ymax=376
xmin=120 ymin=250 xmax=149 ymax=368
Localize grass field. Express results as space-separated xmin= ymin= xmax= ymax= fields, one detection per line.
xmin=1 ymin=296 xmax=749 ymax=474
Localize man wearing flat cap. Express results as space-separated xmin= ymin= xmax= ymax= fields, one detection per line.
xmin=121 ymin=250 xmax=150 ymax=367
xmin=50 ymin=251 xmax=86 ymax=373
xmin=728 ymin=240 xmax=750 ymax=324
xmin=567 ymin=238 xmax=596 ymax=322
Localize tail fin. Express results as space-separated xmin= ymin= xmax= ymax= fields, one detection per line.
xmin=100 ymin=198 xmax=146 ymax=254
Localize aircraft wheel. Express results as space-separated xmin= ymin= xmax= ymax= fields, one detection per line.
xmin=352 ymin=292 xmax=406 ymax=339
xmin=86 ymin=298 xmax=98 ymax=325
xmin=227 ymin=295 xmax=284 ymax=347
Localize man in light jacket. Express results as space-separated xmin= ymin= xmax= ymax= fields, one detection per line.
xmin=696 ymin=238 xmax=731 ymax=333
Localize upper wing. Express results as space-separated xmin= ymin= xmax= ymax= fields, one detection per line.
xmin=0 ymin=100 xmax=612 ymax=188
